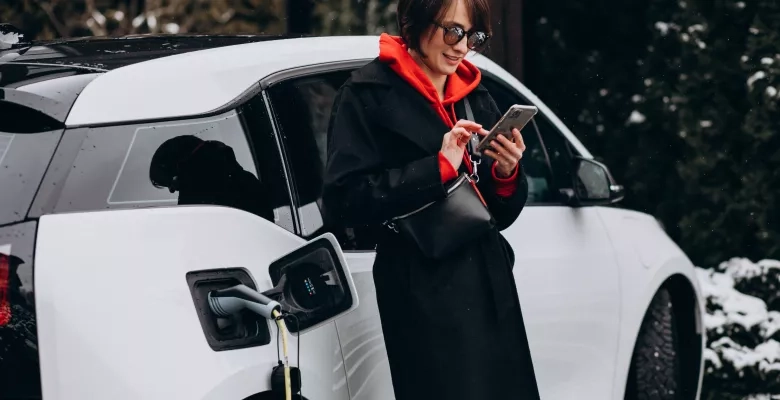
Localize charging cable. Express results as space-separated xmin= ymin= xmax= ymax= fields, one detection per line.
xmin=208 ymin=284 xmax=293 ymax=400
xmin=272 ymin=309 xmax=291 ymax=400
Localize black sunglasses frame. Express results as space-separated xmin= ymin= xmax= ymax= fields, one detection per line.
xmin=433 ymin=22 xmax=491 ymax=52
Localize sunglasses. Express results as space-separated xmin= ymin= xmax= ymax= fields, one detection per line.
xmin=434 ymin=22 xmax=490 ymax=52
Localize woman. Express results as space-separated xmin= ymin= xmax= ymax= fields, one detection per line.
xmin=322 ymin=0 xmax=541 ymax=398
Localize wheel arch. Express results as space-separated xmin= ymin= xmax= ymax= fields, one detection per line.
xmin=622 ymin=271 xmax=706 ymax=400
xmin=663 ymin=274 xmax=705 ymax=400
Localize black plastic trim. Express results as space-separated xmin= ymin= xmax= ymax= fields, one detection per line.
xmin=261 ymin=90 xmax=301 ymax=235
xmin=2 ymin=62 xmax=108 ymax=73
xmin=0 ymin=88 xmax=69 ymax=123
xmin=268 ymin=235 xmax=354 ymax=333
xmin=186 ymin=268 xmax=272 ymax=352
xmin=259 ymin=59 xmax=372 ymax=89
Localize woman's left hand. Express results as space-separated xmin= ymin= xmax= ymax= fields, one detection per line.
xmin=483 ymin=128 xmax=526 ymax=178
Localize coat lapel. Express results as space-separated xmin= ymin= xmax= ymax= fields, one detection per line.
xmin=352 ymin=58 xmax=492 ymax=155
xmin=373 ymin=83 xmax=450 ymax=154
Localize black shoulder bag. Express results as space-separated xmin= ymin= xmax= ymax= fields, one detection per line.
xmin=383 ymin=97 xmax=495 ymax=260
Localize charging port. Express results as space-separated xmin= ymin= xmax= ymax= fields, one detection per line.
xmin=186 ymin=268 xmax=271 ymax=351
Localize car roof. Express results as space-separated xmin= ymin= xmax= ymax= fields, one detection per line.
xmin=1 ymin=34 xmax=295 ymax=70
xmin=49 ymin=34 xmax=590 ymax=157
xmin=0 ymin=34 xmax=295 ymax=129
xmin=64 ymin=35 xmax=381 ymax=127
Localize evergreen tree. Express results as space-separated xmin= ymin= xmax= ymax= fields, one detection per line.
xmin=632 ymin=0 xmax=780 ymax=397
xmin=738 ymin=1 xmax=780 ymax=266
xmin=522 ymin=0 xmax=654 ymax=214
xmin=313 ymin=0 xmax=397 ymax=36
xmin=526 ymin=0 xmax=780 ymax=268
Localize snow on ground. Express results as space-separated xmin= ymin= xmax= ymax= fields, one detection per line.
xmin=718 ymin=258 xmax=780 ymax=281
xmin=696 ymin=266 xmax=768 ymax=332
xmin=696 ymin=258 xmax=780 ymax=391
xmin=743 ymin=395 xmax=780 ymax=400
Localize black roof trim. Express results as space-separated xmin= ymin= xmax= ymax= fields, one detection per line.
xmin=1 ymin=33 xmax=309 ymax=71
xmin=0 ymin=88 xmax=69 ymax=122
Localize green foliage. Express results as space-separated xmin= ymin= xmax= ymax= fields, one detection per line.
xmin=524 ymin=0 xmax=780 ymax=268
xmin=698 ymin=259 xmax=780 ymax=398
xmin=0 ymin=0 xmax=399 ymax=41
xmin=313 ymin=0 xmax=397 ymax=36
xmin=525 ymin=0 xmax=780 ymax=397
xmin=0 ymin=0 xmax=285 ymax=40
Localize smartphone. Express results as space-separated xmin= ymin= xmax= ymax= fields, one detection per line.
xmin=476 ymin=104 xmax=538 ymax=153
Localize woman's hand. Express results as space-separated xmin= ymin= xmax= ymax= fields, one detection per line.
xmin=484 ymin=128 xmax=526 ymax=178
xmin=441 ymin=119 xmax=486 ymax=170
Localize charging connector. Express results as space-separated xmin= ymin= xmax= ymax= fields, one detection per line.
xmin=207 ymin=284 xmax=281 ymax=320
xmin=206 ymin=284 xmax=297 ymax=400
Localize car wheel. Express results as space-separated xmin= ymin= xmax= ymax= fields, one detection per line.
xmin=626 ymin=288 xmax=682 ymax=400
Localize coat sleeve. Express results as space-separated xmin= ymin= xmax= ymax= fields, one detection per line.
xmin=322 ymin=84 xmax=448 ymax=227
xmin=474 ymin=93 xmax=529 ymax=231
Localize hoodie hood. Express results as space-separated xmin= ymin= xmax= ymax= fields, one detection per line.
xmin=378 ymin=33 xmax=481 ymax=127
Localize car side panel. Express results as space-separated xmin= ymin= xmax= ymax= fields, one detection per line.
xmin=596 ymin=207 xmax=705 ymax=400
xmin=34 ymin=206 xmax=350 ymax=400
xmin=333 ymin=253 xmax=395 ymax=400
xmin=502 ymin=206 xmax=622 ymax=400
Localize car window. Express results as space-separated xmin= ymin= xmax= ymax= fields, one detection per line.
xmin=480 ymin=75 xmax=557 ymax=203
xmin=267 ymin=70 xmax=381 ymax=250
xmin=0 ymin=128 xmax=62 ymax=224
xmin=534 ymin=114 xmax=575 ymax=193
xmin=32 ymin=108 xmax=294 ymax=232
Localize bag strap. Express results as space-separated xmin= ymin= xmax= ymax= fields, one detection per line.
xmin=463 ymin=96 xmax=482 ymax=181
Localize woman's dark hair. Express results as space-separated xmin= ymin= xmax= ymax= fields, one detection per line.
xmin=149 ymin=135 xmax=204 ymax=189
xmin=396 ymin=0 xmax=491 ymax=55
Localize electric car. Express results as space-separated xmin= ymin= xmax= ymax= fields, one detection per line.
xmin=0 ymin=33 xmax=705 ymax=400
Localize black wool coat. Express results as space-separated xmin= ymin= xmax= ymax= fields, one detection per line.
xmin=323 ymin=58 xmax=541 ymax=400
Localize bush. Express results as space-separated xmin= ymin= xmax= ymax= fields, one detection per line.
xmin=524 ymin=0 xmax=780 ymax=268
xmin=697 ymin=258 xmax=780 ymax=398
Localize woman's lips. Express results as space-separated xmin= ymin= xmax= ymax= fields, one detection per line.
xmin=444 ymin=54 xmax=461 ymax=65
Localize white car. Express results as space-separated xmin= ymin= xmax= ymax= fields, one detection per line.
xmin=0 ymin=34 xmax=705 ymax=400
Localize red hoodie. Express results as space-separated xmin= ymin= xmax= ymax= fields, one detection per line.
xmin=378 ymin=34 xmax=518 ymax=197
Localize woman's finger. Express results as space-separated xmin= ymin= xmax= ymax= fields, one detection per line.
xmin=454 ymin=120 xmax=483 ymax=132
xmin=496 ymin=134 xmax=524 ymax=158
xmin=512 ymin=129 xmax=526 ymax=152
xmin=488 ymin=140 xmax=518 ymax=165
xmin=451 ymin=127 xmax=471 ymax=146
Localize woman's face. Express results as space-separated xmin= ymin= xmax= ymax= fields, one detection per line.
xmin=415 ymin=0 xmax=473 ymax=77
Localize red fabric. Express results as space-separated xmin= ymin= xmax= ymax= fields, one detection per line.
xmin=379 ymin=33 xmax=518 ymax=196
xmin=379 ymin=34 xmax=479 ymax=177
xmin=438 ymin=152 xmax=459 ymax=183
xmin=492 ymin=162 xmax=519 ymax=197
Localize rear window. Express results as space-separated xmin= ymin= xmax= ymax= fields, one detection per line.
xmin=29 ymin=107 xmax=295 ymax=233
xmin=40 ymin=111 xmax=258 ymax=212
xmin=0 ymin=128 xmax=63 ymax=224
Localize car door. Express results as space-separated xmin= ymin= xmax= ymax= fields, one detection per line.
xmin=265 ymin=68 xmax=396 ymax=400
xmin=267 ymin=65 xmax=623 ymax=400
xmin=479 ymin=74 xmax=623 ymax=399
xmin=29 ymin=103 xmax=351 ymax=400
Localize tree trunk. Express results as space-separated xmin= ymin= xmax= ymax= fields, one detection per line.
xmin=287 ymin=0 xmax=314 ymax=34
xmin=486 ymin=0 xmax=524 ymax=81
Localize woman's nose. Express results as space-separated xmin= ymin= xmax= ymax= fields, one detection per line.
xmin=454 ymin=38 xmax=469 ymax=53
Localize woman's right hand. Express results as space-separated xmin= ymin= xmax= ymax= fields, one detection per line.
xmin=441 ymin=120 xmax=486 ymax=170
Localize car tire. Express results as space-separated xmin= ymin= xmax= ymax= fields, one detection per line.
xmin=625 ymin=288 xmax=682 ymax=400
